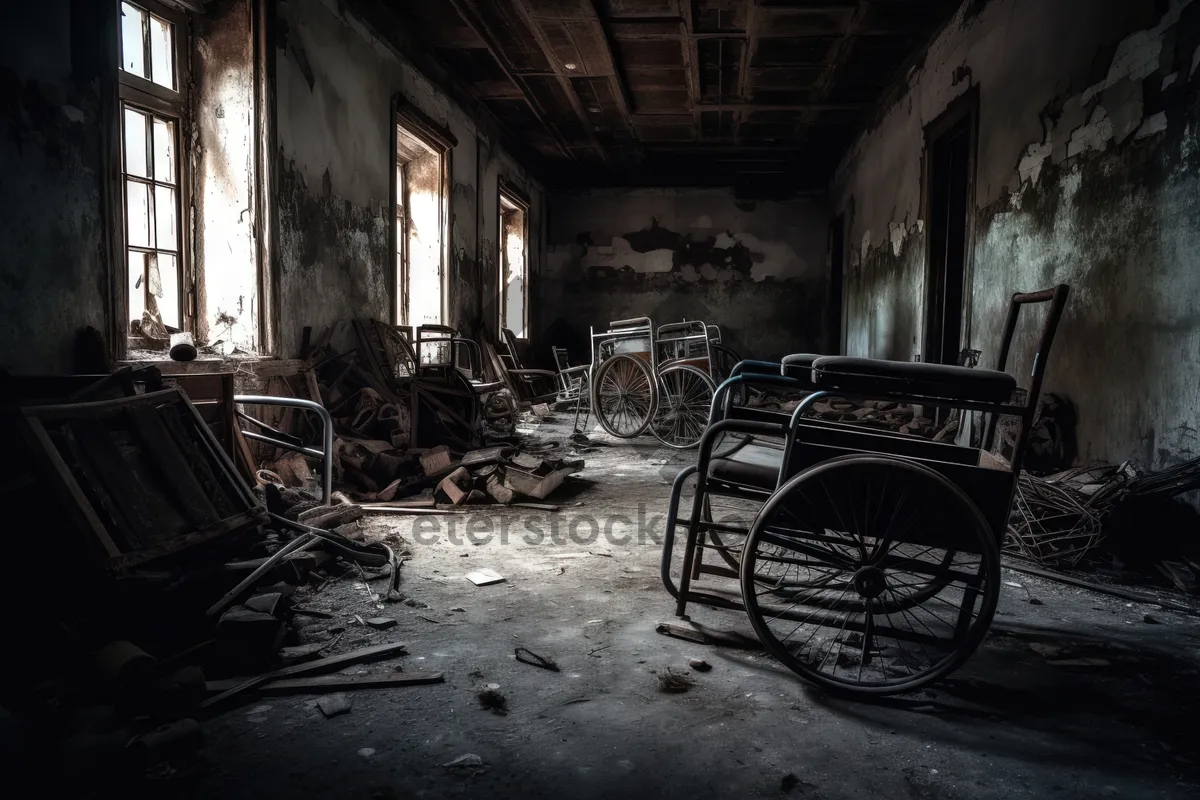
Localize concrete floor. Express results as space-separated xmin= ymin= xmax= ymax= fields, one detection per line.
xmin=193 ymin=417 xmax=1200 ymax=800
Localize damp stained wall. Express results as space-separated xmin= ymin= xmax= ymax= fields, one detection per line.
xmin=542 ymin=188 xmax=829 ymax=363
xmin=193 ymin=0 xmax=259 ymax=352
xmin=0 ymin=0 xmax=262 ymax=370
xmin=0 ymin=0 xmax=109 ymax=374
xmin=275 ymin=0 xmax=543 ymax=358
xmin=832 ymin=0 xmax=1200 ymax=468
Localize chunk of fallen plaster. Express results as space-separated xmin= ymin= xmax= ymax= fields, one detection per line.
xmin=317 ymin=693 xmax=352 ymax=718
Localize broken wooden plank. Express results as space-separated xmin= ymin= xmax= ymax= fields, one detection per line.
xmin=461 ymin=446 xmax=512 ymax=468
xmin=18 ymin=416 xmax=122 ymax=559
xmin=510 ymin=502 xmax=561 ymax=512
xmin=655 ymin=622 xmax=762 ymax=650
xmin=198 ymin=641 xmax=410 ymax=709
xmin=204 ymin=670 xmax=444 ymax=696
xmin=370 ymin=497 xmax=436 ymax=509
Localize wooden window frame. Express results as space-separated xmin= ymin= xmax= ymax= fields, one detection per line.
xmin=115 ymin=0 xmax=193 ymax=340
xmin=390 ymin=96 xmax=456 ymax=328
xmin=497 ymin=179 xmax=530 ymax=339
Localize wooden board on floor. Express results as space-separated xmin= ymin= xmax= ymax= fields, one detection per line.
xmin=204 ymin=671 xmax=444 ymax=696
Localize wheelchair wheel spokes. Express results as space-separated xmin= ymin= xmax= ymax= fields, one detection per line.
xmin=593 ymin=353 xmax=656 ymax=437
xmin=651 ymin=364 xmax=716 ymax=449
xmin=740 ymin=455 xmax=999 ymax=695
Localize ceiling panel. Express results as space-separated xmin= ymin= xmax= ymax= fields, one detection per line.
xmin=751 ymin=36 xmax=840 ymax=67
xmin=382 ymin=0 xmax=960 ymax=191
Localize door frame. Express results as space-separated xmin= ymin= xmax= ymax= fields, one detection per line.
xmin=828 ymin=213 xmax=846 ymax=355
xmin=920 ymin=85 xmax=979 ymax=365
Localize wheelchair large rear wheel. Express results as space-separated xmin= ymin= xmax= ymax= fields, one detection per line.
xmin=740 ymin=455 xmax=1000 ymax=695
xmin=650 ymin=364 xmax=716 ymax=449
xmin=592 ymin=353 xmax=657 ymax=438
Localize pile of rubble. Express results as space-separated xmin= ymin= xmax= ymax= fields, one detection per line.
xmin=1007 ymin=457 xmax=1200 ymax=584
xmin=5 ymin=349 xmax=585 ymax=789
xmin=251 ymin=318 xmax=584 ymax=507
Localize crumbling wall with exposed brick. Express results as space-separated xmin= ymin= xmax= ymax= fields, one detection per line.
xmin=832 ymin=0 xmax=1200 ymax=468
xmin=541 ymin=188 xmax=830 ymax=363
xmin=276 ymin=0 xmax=543 ymax=358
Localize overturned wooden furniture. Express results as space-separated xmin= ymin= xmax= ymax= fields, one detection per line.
xmin=20 ymin=387 xmax=267 ymax=572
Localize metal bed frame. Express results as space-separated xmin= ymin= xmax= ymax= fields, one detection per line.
xmin=661 ymin=285 xmax=1070 ymax=695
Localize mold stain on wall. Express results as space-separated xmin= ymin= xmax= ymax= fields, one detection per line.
xmin=542 ymin=189 xmax=830 ymax=362
xmin=0 ymin=0 xmax=110 ymax=374
xmin=275 ymin=0 xmax=543 ymax=357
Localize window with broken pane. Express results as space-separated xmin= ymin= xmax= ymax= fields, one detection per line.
xmin=117 ymin=1 xmax=186 ymax=337
xmin=120 ymin=2 xmax=175 ymax=90
xmin=122 ymin=105 xmax=181 ymax=330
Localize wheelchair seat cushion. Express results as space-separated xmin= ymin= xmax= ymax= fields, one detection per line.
xmin=780 ymin=353 xmax=822 ymax=383
xmin=709 ymin=436 xmax=783 ymax=491
xmin=811 ymin=356 xmax=1017 ymax=404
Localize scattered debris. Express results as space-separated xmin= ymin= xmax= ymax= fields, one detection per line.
xmin=514 ymin=647 xmax=560 ymax=672
xmin=365 ymin=617 xmax=397 ymax=630
xmin=316 ymin=693 xmax=352 ymax=718
xmin=200 ymin=641 xmax=410 ymax=709
xmin=204 ymin=672 xmax=444 ymax=696
xmin=656 ymin=622 xmax=762 ymax=650
xmin=477 ymin=685 xmax=508 ymax=715
xmin=467 ymin=569 xmax=506 ymax=586
xmin=1004 ymin=563 xmax=1200 ymax=616
xmin=441 ymin=753 xmax=486 ymax=773
xmin=1007 ymin=457 xmax=1200 ymax=569
xmin=656 ymin=668 xmax=696 ymax=693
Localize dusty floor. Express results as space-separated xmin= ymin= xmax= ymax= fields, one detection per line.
xmin=192 ymin=416 xmax=1200 ymax=799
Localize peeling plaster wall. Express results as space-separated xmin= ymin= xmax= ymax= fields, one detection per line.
xmin=194 ymin=0 xmax=259 ymax=352
xmin=543 ymin=188 xmax=829 ymax=362
xmin=276 ymin=0 xmax=542 ymax=356
xmin=0 ymin=0 xmax=109 ymax=374
xmin=833 ymin=0 xmax=1200 ymax=468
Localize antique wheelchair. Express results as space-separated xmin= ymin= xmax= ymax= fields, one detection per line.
xmin=575 ymin=317 xmax=744 ymax=449
xmin=661 ymin=285 xmax=1069 ymax=695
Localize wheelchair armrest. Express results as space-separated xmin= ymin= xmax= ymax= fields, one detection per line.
xmin=731 ymin=359 xmax=781 ymax=377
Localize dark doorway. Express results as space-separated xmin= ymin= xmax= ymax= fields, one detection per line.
xmin=828 ymin=214 xmax=845 ymax=354
xmin=923 ymin=91 xmax=977 ymax=366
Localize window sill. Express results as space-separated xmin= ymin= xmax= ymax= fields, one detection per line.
xmin=120 ymin=353 xmax=305 ymax=378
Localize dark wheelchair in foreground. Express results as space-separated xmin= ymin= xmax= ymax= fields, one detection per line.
xmin=661 ymin=285 xmax=1070 ymax=696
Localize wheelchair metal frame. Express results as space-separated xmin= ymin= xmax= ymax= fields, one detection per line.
xmin=660 ymin=285 xmax=1070 ymax=694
